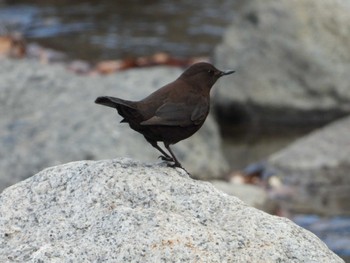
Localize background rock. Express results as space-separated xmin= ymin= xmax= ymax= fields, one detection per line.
xmin=0 ymin=58 xmax=228 ymax=191
xmin=210 ymin=180 xmax=277 ymax=214
xmin=0 ymin=158 xmax=343 ymax=262
xmin=267 ymin=115 xmax=350 ymax=216
xmin=214 ymin=0 xmax=350 ymax=126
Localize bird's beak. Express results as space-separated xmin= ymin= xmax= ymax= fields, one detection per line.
xmin=220 ymin=70 xmax=235 ymax=76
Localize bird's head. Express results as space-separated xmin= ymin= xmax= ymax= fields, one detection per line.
xmin=179 ymin=62 xmax=235 ymax=90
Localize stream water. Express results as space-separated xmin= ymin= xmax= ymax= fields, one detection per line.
xmin=0 ymin=0 xmax=236 ymax=61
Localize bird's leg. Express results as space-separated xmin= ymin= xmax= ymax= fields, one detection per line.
xmin=164 ymin=143 xmax=183 ymax=168
xmin=148 ymin=140 xmax=174 ymax=162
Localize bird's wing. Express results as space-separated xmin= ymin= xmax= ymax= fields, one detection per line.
xmin=141 ymin=101 xmax=208 ymax=127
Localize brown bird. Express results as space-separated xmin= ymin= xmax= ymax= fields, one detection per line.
xmin=95 ymin=62 xmax=234 ymax=168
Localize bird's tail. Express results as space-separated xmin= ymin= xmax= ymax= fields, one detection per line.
xmin=95 ymin=96 xmax=137 ymax=109
xmin=95 ymin=96 xmax=141 ymax=123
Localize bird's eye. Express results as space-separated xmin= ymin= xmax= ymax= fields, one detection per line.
xmin=208 ymin=69 xmax=214 ymax=75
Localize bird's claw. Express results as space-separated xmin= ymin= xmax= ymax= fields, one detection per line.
xmin=158 ymin=155 xmax=174 ymax=162
xmin=166 ymin=162 xmax=182 ymax=169
xmin=158 ymin=155 xmax=183 ymax=169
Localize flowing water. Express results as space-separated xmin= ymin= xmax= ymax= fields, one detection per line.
xmin=0 ymin=0 xmax=236 ymax=61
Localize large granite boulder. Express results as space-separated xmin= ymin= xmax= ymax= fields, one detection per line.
xmin=214 ymin=0 xmax=350 ymax=125
xmin=0 ymin=58 xmax=228 ymax=191
xmin=268 ymin=115 xmax=350 ymax=216
xmin=0 ymin=158 xmax=343 ymax=262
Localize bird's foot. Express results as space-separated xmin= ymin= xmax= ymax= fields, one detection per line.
xmin=158 ymin=155 xmax=187 ymax=173
xmin=158 ymin=155 xmax=174 ymax=162
xmin=166 ymin=161 xmax=183 ymax=169
xmin=167 ymin=162 xmax=191 ymax=175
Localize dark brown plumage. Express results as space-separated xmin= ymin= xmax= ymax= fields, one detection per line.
xmin=95 ymin=62 xmax=234 ymax=168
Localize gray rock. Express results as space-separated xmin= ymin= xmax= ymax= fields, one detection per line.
xmin=0 ymin=158 xmax=343 ymax=262
xmin=268 ymin=115 xmax=350 ymax=216
xmin=210 ymin=180 xmax=276 ymax=213
xmin=0 ymin=58 xmax=228 ymax=191
xmin=214 ymin=0 xmax=350 ymax=125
